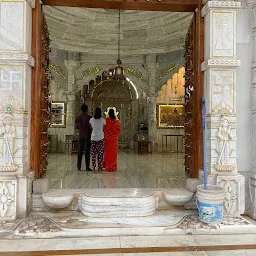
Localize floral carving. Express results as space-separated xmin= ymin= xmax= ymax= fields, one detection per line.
xmin=223 ymin=180 xmax=238 ymax=214
xmin=0 ymin=181 xmax=15 ymax=218
xmin=217 ymin=178 xmax=239 ymax=215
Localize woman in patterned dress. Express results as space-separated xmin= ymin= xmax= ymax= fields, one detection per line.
xmin=103 ymin=109 xmax=121 ymax=172
xmin=89 ymin=108 xmax=106 ymax=172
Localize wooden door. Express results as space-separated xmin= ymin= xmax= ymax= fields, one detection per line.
xmin=184 ymin=8 xmax=204 ymax=178
xmin=31 ymin=2 xmax=50 ymax=179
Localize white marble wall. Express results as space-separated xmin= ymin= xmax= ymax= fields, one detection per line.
xmin=246 ymin=0 xmax=256 ymax=219
xmin=236 ymin=7 xmax=253 ymax=174
xmin=0 ymin=0 xmax=34 ymax=219
xmin=202 ymin=0 xmax=245 ymax=215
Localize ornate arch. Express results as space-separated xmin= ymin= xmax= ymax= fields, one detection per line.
xmin=92 ymin=78 xmax=136 ymax=100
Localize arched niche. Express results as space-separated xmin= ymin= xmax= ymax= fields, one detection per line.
xmin=156 ymin=66 xmax=185 ymax=104
xmin=91 ymin=77 xmax=138 ymax=149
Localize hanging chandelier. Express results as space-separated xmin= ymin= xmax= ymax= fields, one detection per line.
xmin=113 ymin=9 xmax=125 ymax=80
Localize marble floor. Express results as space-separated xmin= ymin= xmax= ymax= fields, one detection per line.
xmin=46 ymin=151 xmax=185 ymax=189
xmin=1 ymin=234 xmax=256 ymax=255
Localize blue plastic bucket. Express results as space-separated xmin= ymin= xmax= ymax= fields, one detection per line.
xmin=196 ymin=184 xmax=225 ymax=223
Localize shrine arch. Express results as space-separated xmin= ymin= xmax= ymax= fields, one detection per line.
xmin=90 ymin=77 xmax=139 ymax=149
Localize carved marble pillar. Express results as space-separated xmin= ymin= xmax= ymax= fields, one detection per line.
xmin=131 ymin=100 xmax=139 ymax=150
xmin=0 ymin=0 xmax=34 ymax=219
xmin=146 ymin=54 xmax=157 ymax=150
xmin=247 ymin=1 xmax=256 ymax=219
xmin=64 ymin=52 xmax=80 ymax=135
xmin=202 ymin=0 xmax=245 ymax=215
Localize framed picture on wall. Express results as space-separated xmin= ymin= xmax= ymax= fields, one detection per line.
xmin=156 ymin=104 xmax=184 ymax=128
xmin=50 ymin=102 xmax=66 ymax=128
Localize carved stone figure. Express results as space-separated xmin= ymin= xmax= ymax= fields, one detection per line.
xmin=0 ymin=114 xmax=16 ymax=165
xmin=217 ymin=116 xmax=232 ymax=165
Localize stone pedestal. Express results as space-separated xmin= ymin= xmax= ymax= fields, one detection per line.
xmin=202 ymin=0 xmax=244 ymax=215
xmin=0 ymin=0 xmax=34 ymax=219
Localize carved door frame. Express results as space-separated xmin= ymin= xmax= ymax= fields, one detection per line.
xmin=184 ymin=7 xmax=204 ymax=178
xmin=31 ymin=0 xmax=204 ymax=179
xmin=31 ymin=2 xmax=50 ymax=179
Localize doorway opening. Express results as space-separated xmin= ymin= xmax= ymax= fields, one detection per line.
xmin=31 ymin=2 xmax=203 ymax=190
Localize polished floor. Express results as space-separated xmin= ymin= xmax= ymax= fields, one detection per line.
xmin=46 ymin=151 xmax=185 ymax=189
xmin=1 ymin=234 xmax=256 ymax=255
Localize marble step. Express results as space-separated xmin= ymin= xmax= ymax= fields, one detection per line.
xmin=80 ymin=188 xmax=156 ymax=217
xmin=39 ymin=185 xmax=197 ymax=214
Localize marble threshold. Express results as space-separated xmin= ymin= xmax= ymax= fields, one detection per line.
xmin=39 ymin=188 xmax=194 ymax=214
xmin=1 ymin=210 xmax=256 ymax=239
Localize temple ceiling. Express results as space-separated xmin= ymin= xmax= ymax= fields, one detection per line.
xmin=43 ymin=7 xmax=193 ymax=55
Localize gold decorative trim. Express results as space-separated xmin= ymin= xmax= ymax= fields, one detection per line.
xmin=156 ymin=104 xmax=184 ymax=129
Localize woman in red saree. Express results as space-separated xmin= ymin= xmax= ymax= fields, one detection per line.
xmin=103 ymin=109 xmax=121 ymax=172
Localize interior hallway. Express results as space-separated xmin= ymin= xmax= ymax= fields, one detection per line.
xmin=46 ymin=151 xmax=185 ymax=189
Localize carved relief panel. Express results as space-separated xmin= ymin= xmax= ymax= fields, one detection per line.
xmin=0 ymin=180 xmax=17 ymax=219
xmin=0 ymin=1 xmax=25 ymax=52
xmin=217 ymin=175 xmax=245 ymax=215
xmin=0 ymin=65 xmax=24 ymax=109
xmin=212 ymin=11 xmax=235 ymax=58
xmin=211 ymin=70 xmax=235 ymax=115
xmin=215 ymin=116 xmax=236 ymax=173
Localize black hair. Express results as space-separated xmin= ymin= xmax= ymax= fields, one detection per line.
xmin=108 ymin=109 xmax=116 ymax=119
xmin=81 ymin=104 xmax=88 ymax=113
xmin=94 ymin=108 xmax=102 ymax=119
